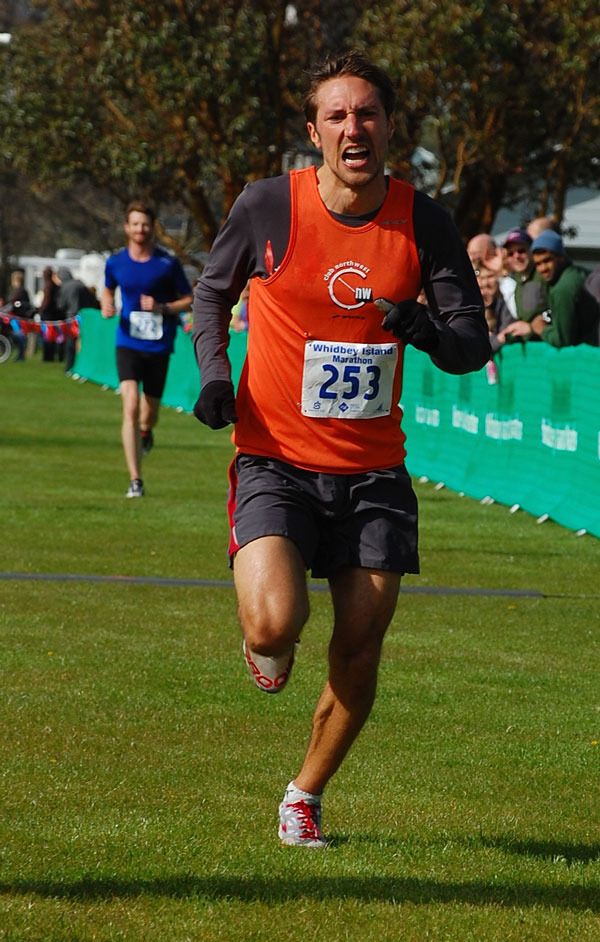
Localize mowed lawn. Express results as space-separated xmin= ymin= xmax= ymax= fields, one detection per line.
xmin=0 ymin=358 xmax=599 ymax=942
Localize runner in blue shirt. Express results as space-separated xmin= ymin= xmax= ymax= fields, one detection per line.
xmin=101 ymin=201 xmax=193 ymax=498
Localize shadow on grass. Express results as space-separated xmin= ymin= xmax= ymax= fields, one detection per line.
xmin=480 ymin=835 xmax=600 ymax=866
xmin=0 ymin=871 xmax=598 ymax=911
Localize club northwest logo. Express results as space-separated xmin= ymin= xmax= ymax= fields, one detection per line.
xmin=324 ymin=260 xmax=374 ymax=310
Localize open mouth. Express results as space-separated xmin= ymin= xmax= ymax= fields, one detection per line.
xmin=342 ymin=145 xmax=371 ymax=167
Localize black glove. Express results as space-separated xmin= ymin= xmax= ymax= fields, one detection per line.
xmin=376 ymin=298 xmax=439 ymax=353
xmin=193 ymin=380 xmax=238 ymax=429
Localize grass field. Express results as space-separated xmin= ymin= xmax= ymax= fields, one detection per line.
xmin=1 ymin=358 xmax=599 ymax=941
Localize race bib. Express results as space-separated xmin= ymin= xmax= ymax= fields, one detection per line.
xmin=301 ymin=340 xmax=398 ymax=419
xmin=129 ymin=310 xmax=164 ymax=341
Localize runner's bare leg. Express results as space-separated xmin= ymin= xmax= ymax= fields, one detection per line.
xmin=235 ymin=538 xmax=400 ymax=795
xmin=140 ymin=392 xmax=160 ymax=437
xmin=120 ymin=379 xmax=142 ymax=480
xmin=234 ymin=536 xmax=309 ymax=656
xmin=293 ymin=566 xmax=400 ymax=795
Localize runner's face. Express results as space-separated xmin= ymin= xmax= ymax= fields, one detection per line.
xmin=124 ymin=211 xmax=154 ymax=248
xmin=307 ymin=76 xmax=393 ymax=192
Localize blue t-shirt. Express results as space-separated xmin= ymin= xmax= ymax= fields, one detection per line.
xmin=105 ymin=246 xmax=191 ymax=354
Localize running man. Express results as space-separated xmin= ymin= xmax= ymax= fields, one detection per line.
xmin=101 ymin=201 xmax=192 ymax=498
xmin=192 ymin=52 xmax=490 ymax=846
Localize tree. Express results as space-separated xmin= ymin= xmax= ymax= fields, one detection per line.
xmin=7 ymin=0 xmax=348 ymax=255
xmin=6 ymin=0 xmax=598 ymax=251
xmin=359 ymin=0 xmax=600 ymax=236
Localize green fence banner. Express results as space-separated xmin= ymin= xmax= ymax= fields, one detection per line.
xmin=75 ymin=309 xmax=599 ymax=537
xmin=401 ymin=342 xmax=599 ymax=538
xmin=74 ymin=308 xmax=247 ymax=413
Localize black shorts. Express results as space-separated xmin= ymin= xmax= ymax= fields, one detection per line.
xmin=228 ymin=454 xmax=419 ymax=579
xmin=116 ymin=346 xmax=170 ymax=399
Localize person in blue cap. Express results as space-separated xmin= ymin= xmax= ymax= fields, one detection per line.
xmin=500 ymin=229 xmax=598 ymax=348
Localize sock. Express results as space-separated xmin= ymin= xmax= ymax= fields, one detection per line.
xmin=285 ymin=780 xmax=322 ymax=802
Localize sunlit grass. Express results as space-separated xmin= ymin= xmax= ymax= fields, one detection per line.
xmin=0 ymin=359 xmax=598 ymax=941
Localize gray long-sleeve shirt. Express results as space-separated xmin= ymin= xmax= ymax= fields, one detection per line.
xmin=193 ymin=174 xmax=490 ymax=385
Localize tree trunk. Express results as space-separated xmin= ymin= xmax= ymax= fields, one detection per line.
xmin=452 ymin=166 xmax=508 ymax=241
xmin=550 ymin=155 xmax=570 ymax=226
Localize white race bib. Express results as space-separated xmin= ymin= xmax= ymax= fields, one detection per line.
xmin=129 ymin=310 xmax=164 ymax=341
xmin=301 ymin=340 xmax=398 ymax=419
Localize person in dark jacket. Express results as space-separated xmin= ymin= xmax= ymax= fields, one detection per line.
xmin=55 ymin=267 xmax=100 ymax=373
xmin=6 ymin=270 xmax=33 ymax=360
xmin=39 ymin=266 xmax=62 ymax=361
xmin=583 ymin=265 xmax=600 ymax=345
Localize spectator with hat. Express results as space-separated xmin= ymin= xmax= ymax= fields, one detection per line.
xmin=500 ymin=230 xmax=598 ymax=347
xmin=502 ymin=227 xmax=548 ymax=326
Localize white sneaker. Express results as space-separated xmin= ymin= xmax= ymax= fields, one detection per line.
xmin=126 ymin=478 xmax=144 ymax=499
xmin=278 ymin=788 xmax=328 ymax=848
xmin=242 ymin=640 xmax=296 ymax=693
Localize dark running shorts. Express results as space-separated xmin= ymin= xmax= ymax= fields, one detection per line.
xmin=116 ymin=346 xmax=170 ymax=399
xmin=227 ymin=454 xmax=419 ymax=579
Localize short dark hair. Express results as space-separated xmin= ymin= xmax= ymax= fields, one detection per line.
xmin=303 ymin=51 xmax=396 ymax=125
xmin=125 ymin=200 xmax=156 ymax=224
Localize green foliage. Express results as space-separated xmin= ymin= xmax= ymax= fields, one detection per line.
xmin=3 ymin=1 xmax=600 ymax=250
xmin=7 ymin=0 xmax=333 ymax=250
xmin=359 ymin=0 xmax=600 ymax=233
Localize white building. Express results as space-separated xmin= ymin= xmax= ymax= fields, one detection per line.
xmin=492 ymin=186 xmax=600 ymax=270
xmin=15 ymin=249 xmax=108 ymax=305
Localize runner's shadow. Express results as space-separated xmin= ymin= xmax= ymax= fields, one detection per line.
xmin=0 ymin=874 xmax=597 ymax=912
xmin=479 ymin=835 xmax=600 ymax=866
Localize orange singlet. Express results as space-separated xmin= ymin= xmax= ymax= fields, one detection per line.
xmin=233 ymin=166 xmax=422 ymax=473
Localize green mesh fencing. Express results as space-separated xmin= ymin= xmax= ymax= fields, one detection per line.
xmin=74 ymin=309 xmax=247 ymax=413
xmin=401 ymin=343 xmax=600 ymax=537
xmin=74 ymin=309 xmax=599 ymax=537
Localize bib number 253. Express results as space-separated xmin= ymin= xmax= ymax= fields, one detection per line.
xmin=301 ymin=341 xmax=398 ymax=419
xmin=319 ymin=363 xmax=380 ymax=401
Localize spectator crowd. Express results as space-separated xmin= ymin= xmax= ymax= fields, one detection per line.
xmin=0 ymin=266 xmax=99 ymax=370
xmin=2 ymin=214 xmax=599 ymax=375
xmin=466 ymin=216 xmax=600 ymax=359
